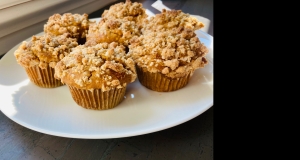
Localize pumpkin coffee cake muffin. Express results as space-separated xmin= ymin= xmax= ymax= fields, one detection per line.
xmin=128 ymin=9 xmax=209 ymax=92
xmin=54 ymin=42 xmax=137 ymax=110
xmin=14 ymin=33 xmax=78 ymax=88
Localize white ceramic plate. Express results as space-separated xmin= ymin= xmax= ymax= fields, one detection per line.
xmin=0 ymin=19 xmax=213 ymax=139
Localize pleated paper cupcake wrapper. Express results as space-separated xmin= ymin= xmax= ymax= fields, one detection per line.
xmin=68 ymin=86 xmax=126 ymax=110
xmin=136 ymin=65 xmax=191 ymax=92
xmin=25 ymin=65 xmax=63 ymax=88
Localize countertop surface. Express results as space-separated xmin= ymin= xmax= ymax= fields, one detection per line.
xmin=0 ymin=0 xmax=213 ymax=159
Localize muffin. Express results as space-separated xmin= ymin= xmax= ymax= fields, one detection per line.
xmin=85 ymin=18 xmax=141 ymax=47
xmin=54 ymin=42 xmax=137 ymax=110
xmin=128 ymin=10 xmax=209 ymax=92
xmin=14 ymin=33 xmax=78 ymax=88
xmin=43 ymin=13 xmax=91 ymax=44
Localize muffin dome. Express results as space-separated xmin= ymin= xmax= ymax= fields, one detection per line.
xmin=54 ymin=42 xmax=137 ymax=91
xmin=101 ymin=0 xmax=147 ymax=26
xmin=85 ymin=18 xmax=140 ymax=47
xmin=14 ymin=33 xmax=78 ymax=69
xmin=142 ymin=9 xmax=204 ymax=35
xmin=44 ymin=13 xmax=91 ymax=41
xmin=128 ymin=30 xmax=208 ymax=79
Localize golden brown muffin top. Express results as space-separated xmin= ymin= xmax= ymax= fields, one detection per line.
xmin=43 ymin=13 xmax=90 ymax=40
xmin=142 ymin=9 xmax=204 ymax=35
xmin=14 ymin=41 xmax=40 ymax=68
xmin=128 ymin=31 xmax=208 ymax=78
xmin=101 ymin=0 xmax=147 ymax=26
xmin=54 ymin=42 xmax=137 ymax=91
xmin=14 ymin=33 xmax=78 ymax=69
xmin=85 ymin=18 xmax=140 ymax=47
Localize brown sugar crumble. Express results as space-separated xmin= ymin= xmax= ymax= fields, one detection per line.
xmin=14 ymin=33 xmax=78 ymax=69
xmin=44 ymin=13 xmax=91 ymax=40
xmin=128 ymin=9 xmax=209 ymax=79
xmin=54 ymin=42 xmax=137 ymax=91
xmin=128 ymin=32 xmax=208 ymax=78
xmin=142 ymin=9 xmax=204 ymax=35
xmin=101 ymin=0 xmax=147 ymax=26
xmin=85 ymin=0 xmax=147 ymax=47
xmin=85 ymin=18 xmax=140 ymax=47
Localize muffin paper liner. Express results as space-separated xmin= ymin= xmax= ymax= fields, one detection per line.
xmin=25 ymin=65 xmax=63 ymax=88
xmin=136 ymin=65 xmax=191 ymax=92
xmin=68 ymin=86 xmax=126 ymax=110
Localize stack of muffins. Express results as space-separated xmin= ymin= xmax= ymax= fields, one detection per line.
xmin=14 ymin=0 xmax=209 ymax=110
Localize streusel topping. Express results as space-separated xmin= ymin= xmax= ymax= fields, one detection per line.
xmin=101 ymin=0 xmax=147 ymax=26
xmin=54 ymin=42 xmax=137 ymax=91
xmin=85 ymin=18 xmax=140 ymax=47
xmin=14 ymin=33 xmax=78 ymax=69
xmin=14 ymin=41 xmax=39 ymax=68
xmin=142 ymin=9 xmax=204 ymax=35
xmin=128 ymin=31 xmax=208 ymax=78
xmin=44 ymin=13 xmax=90 ymax=40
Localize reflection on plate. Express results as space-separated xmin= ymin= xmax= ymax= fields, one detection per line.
xmin=0 ymin=19 xmax=213 ymax=139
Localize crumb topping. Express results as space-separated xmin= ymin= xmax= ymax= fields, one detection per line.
xmin=85 ymin=18 xmax=140 ymax=46
xmin=142 ymin=9 xmax=204 ymax=35
xmin=15 ymin=5 xmax=208 ymax=86
xmin=127 ymin=9 xmax=208 ymax=78
xmin=14 ymin=33 xmax=78 ymax=69
xmin=54 ymin=42 xmax=137 ymax=91
xmin=101 ymin=0 xmax=147 ymax=26
xmin=128 ymin=31 xmax=208 ymax=78
xmin=14 ymin=41 xmax=40 ymax=68
xmin=44 ymin=13 xmax=90 ymax=39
